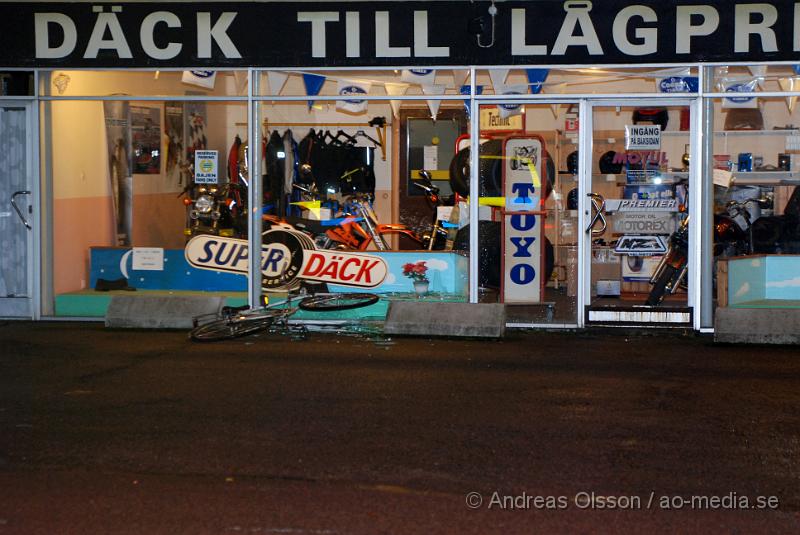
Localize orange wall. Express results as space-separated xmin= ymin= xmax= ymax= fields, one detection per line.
xmin=54 ymin=193 xmax=185 ymax=294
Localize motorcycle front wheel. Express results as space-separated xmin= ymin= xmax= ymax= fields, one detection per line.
xmin=645 ymin=265 xmax=678 ymax=307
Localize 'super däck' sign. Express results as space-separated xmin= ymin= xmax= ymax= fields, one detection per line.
xmin=184 ymin=229 xmax=387 ymax=291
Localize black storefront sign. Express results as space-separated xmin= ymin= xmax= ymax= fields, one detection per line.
xmin=2 ymin=1 xmax=800 ymax=68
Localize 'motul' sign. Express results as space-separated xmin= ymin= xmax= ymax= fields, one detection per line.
xmin=3 ymin=1 xmax=800 ymax=68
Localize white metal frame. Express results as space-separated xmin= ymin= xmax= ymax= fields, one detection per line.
xmin=26 ymin=63 xmax=800 ymax=330
xmin=580 ymin=97 xmax=700 ymax=329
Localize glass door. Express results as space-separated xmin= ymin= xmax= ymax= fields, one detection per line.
xmin=0 ymin=103 xmax=34 ymax=317
xmin=583 ymin=102 xmax=694 ymax=325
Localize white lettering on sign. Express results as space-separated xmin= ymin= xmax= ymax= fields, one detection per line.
xmin=613 ymin=212 xmax=676 ymax=234
xmin=184 ymin=234 xmax=387 ymax=289
xmin=606 ymin=198 xmax=678 ymax=212
xmin=194 ymin=150 xmax=218 ymax=184
xmin=35 ymin=10 xmax=241 ymax=60
xmin=625 ymin=124 xmax=661 ymax=150
xmin=28 ymin=4 xmax=800 ymax=64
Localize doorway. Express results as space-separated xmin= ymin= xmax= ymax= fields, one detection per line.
xmin=581 ymin=101 xmax=697 ymax=325
xmin=0 ymin=102 xmax=35 ymax=317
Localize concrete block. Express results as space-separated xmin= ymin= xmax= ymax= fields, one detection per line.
xmin=105 ymin=295 xmax=226 ymax=329
xmin=714 ymin=307 xmax=800 ymax=344
xmin=384 ymin=302 xmax=505 ymax=338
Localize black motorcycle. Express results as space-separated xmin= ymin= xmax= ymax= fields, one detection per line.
xmin=646 ymin=215 xmax=690 ymax=306
xmin=646 ymin=192 xmax=789 ymax=306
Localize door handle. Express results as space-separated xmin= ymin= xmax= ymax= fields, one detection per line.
xmin=11 ymin=190 xmax=32 ymax=230
xmin=586 ymin=192 xmax=606 ymax=236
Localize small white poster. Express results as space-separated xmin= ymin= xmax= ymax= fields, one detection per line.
xmin=423 ymin=145 xmax=438 ymax=170
xmin=132 ymin=247 xmax=164 ymax=271
xmin=625 ymin=124 xmax=661 ymax=150
xmin=194 ymin=150 xmax=219 ymax=184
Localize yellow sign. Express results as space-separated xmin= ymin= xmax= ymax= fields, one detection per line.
xmin=480 ymin=108 xmax=524 ymax=132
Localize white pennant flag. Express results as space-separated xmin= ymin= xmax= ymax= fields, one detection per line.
xmin=549 ymin=84 xmax=567 ymax=117
xmin=401 ymin=69 xmax=436 ymax=86
xmin=748 ymin=66 xmax=767 ymax=89
xmin=452 ymin=69 xmax=470 ymax=87
xmin=336 ymin=79 xmax=372 ymax=114
xmin=385 ymin=82 xmax=408 ymax=118
xmin=496 ymin=84 xmax=528 ymax=119
xmin=233 ymin=71 xmax=248 ymax=95
xmin=489 ymin=69 xmax=510 ymax=92
xmin=422 ymin=84 xmax=446 ymax=119
xmin=182 ymin=70 xmax=216 ymax=89
xmin=779 ymin=77 xmax=798 ymax=113
xmin=266 ymin=71 xmax=289 ymax=96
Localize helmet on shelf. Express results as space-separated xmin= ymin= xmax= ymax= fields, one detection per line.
xmin=632 ymin=107 xmax=669 ymax=131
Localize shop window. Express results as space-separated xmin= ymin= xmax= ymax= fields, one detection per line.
xmin=41 ymin=70 xmax=248 ymax=97
xmin=0 ymin=71 xmax=33 ymax=96
xmin=710 ymin=96 xmax=800 ymax=310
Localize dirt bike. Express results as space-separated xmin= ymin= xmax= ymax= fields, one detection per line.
xmin=411 ymin=170 xmax=453 ymax=251
xmin=274 ymin=185 xmax=426 ymax=251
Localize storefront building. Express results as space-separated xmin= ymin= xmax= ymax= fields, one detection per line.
xmin=2 ymin=1 xmax=800 ymax=336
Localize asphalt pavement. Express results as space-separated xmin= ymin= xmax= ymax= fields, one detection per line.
xmin=0 ymin=321 xmax=799 ymax=534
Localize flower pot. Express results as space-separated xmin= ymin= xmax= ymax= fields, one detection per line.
xmin=413 ymin=280 xmax=430 ymax=296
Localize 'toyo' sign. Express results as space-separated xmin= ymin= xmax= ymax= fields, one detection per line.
xmin=503 ymin=136 xmax=545 ymax=304
xmin=184 ymin=229 xmax=387 ymax=291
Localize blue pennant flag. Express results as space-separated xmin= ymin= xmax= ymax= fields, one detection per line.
xmin=526 ymin=69 xmax=549 ymax=94
xmin=460 ymin=85 xmax=483 ymax=117
xmin=303 ymin=73 xmax=327 ymax=110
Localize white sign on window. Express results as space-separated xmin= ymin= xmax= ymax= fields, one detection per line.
xmin=423 ymin=145 xmax=438 ymax=170
xmin=132 ymin=247 xmax=164 ymax=271
xmin=625 ymin=124 xmax=661 ymax=150
xmin=194 ymin=150 xmax=219 ymax=184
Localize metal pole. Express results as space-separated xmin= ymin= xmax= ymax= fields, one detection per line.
xmin=700 ymin=67 xmax=714 ymax=328
xmin=469 ymin=68 xmax=479 ymax=304
xmin=248 ymin=69 xmax=261 ymax=307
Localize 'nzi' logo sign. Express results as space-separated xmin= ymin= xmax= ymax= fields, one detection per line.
xmin=614 ymin=235 xmax=668 ymax=256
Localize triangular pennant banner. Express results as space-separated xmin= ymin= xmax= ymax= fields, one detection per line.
xmin=549 ymin=84 xmax=567 ymax=117
xmin=748 ymin=66 xmax=767 ymax=89
xmin=401 ymin=69 xmax=436 ymax=86
xmin=779 ymin=77 xmax=797 ymax=113
xmin=385 ymin=82 xmax=408 ymax=119
xmin=182 ymin=70 xmax=216 ymax=89
xmin=452 ymin=69 xmax=470 ymax=87
xmin=266 ymin=71 xmax=289 ymax=96
xmin=233 ymin=71 xmax=248 ymax=95
xmin=460 ymin=85 xmax=483 ymax=118
xmin=336 ymin=79 xmax=372 ymax=114
xmin=302 ymin=73 xmax=326 ymax=110
xmin=525 ymin=69 xmax=549 ymax=94
xmin=489 ymin=69 xmax=509 ymax=91
xmin=422 ymin=84 xmax=446 ymax=119
xmin=496 ymin=84 xmax=528 ymax=119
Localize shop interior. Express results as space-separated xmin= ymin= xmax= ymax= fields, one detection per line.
xmin=34 ymin=66 xmax=800 ymax=324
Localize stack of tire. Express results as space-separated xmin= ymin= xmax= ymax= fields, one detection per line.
xmin=450 ymin=139 xmax=554 ymax=288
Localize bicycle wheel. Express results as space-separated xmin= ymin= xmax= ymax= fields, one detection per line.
xmin=190 ymin=309 xmax=283 ymax=342
xmin=298 ymin=293 xmax=379 ymax=312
